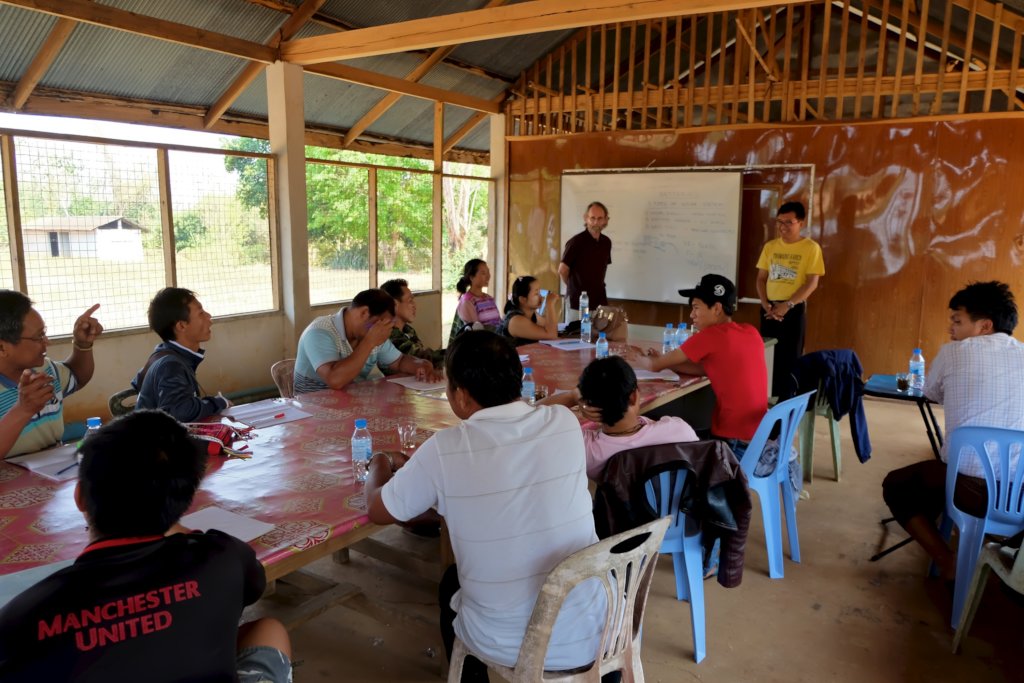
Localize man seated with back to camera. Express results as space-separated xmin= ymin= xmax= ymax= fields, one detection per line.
xmin=364 ymin=331 xmax=609 ymax=682
xmin=132 ymin=287 xmax=230 ymax=423
xmin=882 ymin=281 xmax=1024 ymax=580
xmin=0 ymin=410 xmax=292 ymax=682
xmin=293 ymin=288 xmax=440 ymax=394
xmin=540 ymin=356 xmax=698 ymax=480
xmin=381 ymin=278 xmax=445 ymax=370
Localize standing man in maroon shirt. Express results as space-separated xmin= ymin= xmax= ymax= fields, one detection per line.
xmin=559 ymin=201 xmax=613 ymax=322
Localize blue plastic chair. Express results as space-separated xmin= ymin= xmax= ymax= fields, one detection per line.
xmin=643 ymin=467 xmax=706 ymax=663
xmin=945 ymin=426 xmax=1024 ymax=626
xmin=739 ymin=390 xmax=816 ymax=579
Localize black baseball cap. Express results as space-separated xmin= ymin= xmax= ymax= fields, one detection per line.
xmin=678 ymin=274 xmax=737 ymax=307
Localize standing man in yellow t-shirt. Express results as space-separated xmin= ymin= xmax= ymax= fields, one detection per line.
xmin=756 ymin=201 xmax=825 ymax=399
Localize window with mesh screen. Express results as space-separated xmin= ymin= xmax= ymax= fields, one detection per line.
xmin=378 ymin=168 xmax=432 ymax=293
xmin=169 ymin=150 xmax=273 ymax=317
xmin=306 ymin=162 xmax=369 ymax=304
xmin=14 ymin=136 xmax=164 ymax=334
xmin=441 ymin=175 xmax=492 ymax=330
xmin=0 ymin=154 xmax=13 ymax=290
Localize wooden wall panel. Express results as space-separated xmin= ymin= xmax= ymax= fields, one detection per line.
xmin=506 ymin=117 xmax=1024 ymax=376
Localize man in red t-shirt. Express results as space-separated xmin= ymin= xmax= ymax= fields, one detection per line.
xmin=631 ymin=274 xmax=768 ymax=448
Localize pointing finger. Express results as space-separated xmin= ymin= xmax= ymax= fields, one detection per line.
xmin=82 ymin=304 xmax=100 ymax=318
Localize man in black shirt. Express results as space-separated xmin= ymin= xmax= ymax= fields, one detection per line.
xmin=0 ymin=411 xmax=292 ymax=682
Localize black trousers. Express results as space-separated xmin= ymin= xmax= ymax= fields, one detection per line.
xmin=760 ymin=301 xmax=806 ymax=400
xmin=440 ymin=564 xmax=489 ymax=682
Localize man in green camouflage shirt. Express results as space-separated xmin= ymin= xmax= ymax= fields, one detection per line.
xmin=381 ymin=279 xmax=445 ymax=369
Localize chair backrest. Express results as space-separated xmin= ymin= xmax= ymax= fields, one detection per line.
xmin=946 ymin=426 xmax=1024 ymax=528
xmin=512 ymin=516 xmax=670 ymax=680
xmin=108 ymin=388 xmax=138 ymax=417
xmin=644 ymin=466 xmax=700 ymax=539
xmin=740 ymin=390 xmax=816 ymax=481
xmin=270 ymin=359 xmax=296 ymax=399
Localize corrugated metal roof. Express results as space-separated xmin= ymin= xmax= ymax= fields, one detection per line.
xmin=449 ymin=28 xmax=577 ymax=79
xmin=458 ymin=118 xmax=491 ymax=152
xmin=98 ymin=0 xmax=285 ymax=43
xmin=319 ymin=0 xmax=487 ymax=27
xmin=0 ymin=5 xmax=57 ymax=83
xmin=45 ymin=23 xmax=251 ymax=106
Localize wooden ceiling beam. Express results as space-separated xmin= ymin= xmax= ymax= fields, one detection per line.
xmin=307 ymin=62 xmax=502 ymax=113
xmin=280 ymin=0 xmax=806 ymax=65
xmin=204 ymin=0 xmax=327 ymax=129
xmin=5 ymin=17 xmax=75 ymax=110
xmin=0 ymin=0 xmax=277 ymax=63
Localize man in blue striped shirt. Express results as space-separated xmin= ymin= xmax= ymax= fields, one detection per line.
xmin=0 ymin=291 xmax=103 ymax=458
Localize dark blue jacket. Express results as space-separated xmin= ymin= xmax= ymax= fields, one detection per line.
xmin=131 ymin=342 xmax=226 ymax=422
xmin=794 ymin=350 xmax=872 ymax=463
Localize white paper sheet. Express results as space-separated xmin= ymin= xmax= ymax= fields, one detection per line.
xmin=6 ymin=443 xmax=79 ymax=481
xmin=518 ymin=354 xmax=529 ymax=362
xmin=538 ymin=339 xmax=596 ymax=351
xmin=180 ymin=506 xmax=275 ymax=542
xmin=387 ymin=376 xmax=447 ymax=392
xmin=632 ymin=368 xmax=680 ymax=381
xmin=225 ymin=398 xmax=311 ymax=428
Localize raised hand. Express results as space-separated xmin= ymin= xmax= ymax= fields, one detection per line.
xmin=16 ymin=369 xmax=54 ymax=415
xmin=73 ymin=304 xmax=103 ymax=345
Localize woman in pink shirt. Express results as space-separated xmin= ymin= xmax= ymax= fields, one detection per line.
xmin=544 ymin=356 xmax=698 ymax=479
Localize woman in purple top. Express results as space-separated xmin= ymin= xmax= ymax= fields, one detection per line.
xmin=451 ymin=259 xmax=502 ymax=343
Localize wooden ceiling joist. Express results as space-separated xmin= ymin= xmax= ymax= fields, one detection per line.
xmin=307 ymin=63 xmax=502 ymax=113
xmin=5 ymin=17 xmax=75 ymax=110
xmin=0 ymin=0 xmax=277 ymax=63
xmin=280 ymin=0 xmax=807 ymax=65
xmin=204 ymin=0 xmax=327 ymax=129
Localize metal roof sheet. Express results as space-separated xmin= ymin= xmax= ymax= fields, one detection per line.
xmin=449 ymin=28 xmax=577 ymax=79
xmin=0 ymin=5 xmax=57 ymax=83
xmin=99 ymin=0 xmax=285 ymax=43
xmin=319 ymin=0 xmax=487 ymax=27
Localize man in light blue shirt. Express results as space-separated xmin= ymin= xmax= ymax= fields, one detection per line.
xmin=294 ymin=289 xmax=440 ymax=394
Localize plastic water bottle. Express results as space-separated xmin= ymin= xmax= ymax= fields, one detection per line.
xmin=76 ymin=416 xmax=102 ymax=464
xmin=662 ymin=324 xmax=675 ymax=355
xmin=676 ymin=323 xmax=689 ymax=346
xmin=595 ymin=332 xmax=609 ymax=359
xmin=521 ymin=367 xmax=536 ymax=404
xmin=909 ymin=348 xmax=926 ymax=391
xmin=580 ymin=312 xmax=592 ymax=344
xmin=579 ymin=290 xmax=589 ymax=318
xmin=351 ymin=419 xmax=372 ymax=483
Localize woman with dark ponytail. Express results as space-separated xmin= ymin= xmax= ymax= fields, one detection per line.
xmin=498 ymin=275 xmax=561 ymax=347
xmin=449 ymin=259 xmax=501 ymax=344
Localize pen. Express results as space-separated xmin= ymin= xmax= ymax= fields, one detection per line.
xmin=55 ymin=461 xmax=78 ymax=476
xmin=273 ymin=413 xmax=285 ymax=419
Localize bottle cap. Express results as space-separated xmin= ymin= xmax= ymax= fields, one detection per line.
xmin=354 ymin=418 xmax=367 ymax=429
xmin=599 ymin=332 xmax=606 ymax=338
xmin=679 ymin=323 xmax=688 ymax=329
xmin=86 ymin=417 xmax=102 ymax=428
xmin=913 ymin=348 xmax=922 ymax=354
xmin=524 ymin=367 xmax=533 ymax=375
xmin=665 ymin=323 xmax=673 ymax=329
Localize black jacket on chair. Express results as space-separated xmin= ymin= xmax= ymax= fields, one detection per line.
xmin=592 ymin=440 xmax=752 ymax=588
xmin=793 ymin=349 xmax=872 ymax=463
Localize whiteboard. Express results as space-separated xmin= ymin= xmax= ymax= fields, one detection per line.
xmin=560 ymin=171 xmax=742 ymax=304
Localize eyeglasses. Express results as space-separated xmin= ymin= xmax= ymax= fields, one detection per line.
xmin=775 ymin=219 xmax=800 ymax=227
xmin=19 ymin=330 xmax=47 ymax=343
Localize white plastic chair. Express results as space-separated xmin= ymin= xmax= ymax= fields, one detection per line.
xmin=270 ymin=359 xmax=296 ymax=399
xmin=952 ymin=540 xmax=1024 ymax=652
xmin=447 ymin=516 xmax=670 ymax=682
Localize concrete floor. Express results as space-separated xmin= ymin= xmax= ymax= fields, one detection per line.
xmin=250 ymin=398 xmax=1022 ymax=682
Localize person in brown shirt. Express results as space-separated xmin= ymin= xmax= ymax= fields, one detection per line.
xmin=559 ymin=201 xmax=612 ymax=321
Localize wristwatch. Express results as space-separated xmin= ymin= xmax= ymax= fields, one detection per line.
xmin=786 ymin=301 xmax=795 ymax=309
xmin=365 ymin=451 xmax=395 ymax=473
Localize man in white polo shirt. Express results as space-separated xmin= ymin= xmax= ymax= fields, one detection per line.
xmin=366 ymin=331 xmax=604 ymax=681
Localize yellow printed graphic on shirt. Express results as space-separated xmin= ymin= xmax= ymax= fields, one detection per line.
xmin=756 ymin=238 xmax=825 ymax=300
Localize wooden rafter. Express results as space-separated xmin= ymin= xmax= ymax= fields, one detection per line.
xmin=280 ymin=0 xmax=809 ymax=65
xmin=342 ymin=0 xmax=509 ymax=148
xmin=306 ymin=63 xmax=502 ymax=114
xmin=5 ymin=17 xmax=75 ymax=110
xmin=0 ymin=0 xmax=277 ymax=63
xmin=204 ymin=0 xmax=327 ymax=129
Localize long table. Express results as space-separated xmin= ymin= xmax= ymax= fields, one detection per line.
xmin=0 ymin=341 xmax=707 ymax=580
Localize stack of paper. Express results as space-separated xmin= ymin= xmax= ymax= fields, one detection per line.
xmin=538 ymin=339 xmax=596 ymax=351
xmin=387 ymin=376 xmax=447 ymax=392
xmin=180 ymin=506 xmax=275 ymax=542
xmin=225 ymin=398 xmax=311 ymax=428
xmin=6 ymin=444 xmax=79 ymax=481
xmin=632 ymin=368 xmax=680 ymax=381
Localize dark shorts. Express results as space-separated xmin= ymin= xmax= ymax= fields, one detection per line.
xmin=882 ymin=460 xmax=988 ymax=525
xmin=237 ymin=646 xmax=293 ymax=683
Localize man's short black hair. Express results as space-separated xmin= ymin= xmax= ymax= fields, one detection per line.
xmin=777 ymin=201 xmax=806 ymax=220
xmin=578 ymin=356 xmax=637 ymax=426
xmin=78 ymin=410 xmax=207 ymax=538
xmin=0 ymin=290 xmax=33 ymax=344
xmin=148 ymin=287 xmax=197 ymax=342
xmin=949 ymin=281 xmax=1018 ymax=335
xmin=352 ymin=288 xmax=396 ymax=317
xmin=380 ymin=279 xmax=409 ymax=301
xmin=445 ymin=330 xmax=522 ymax=408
